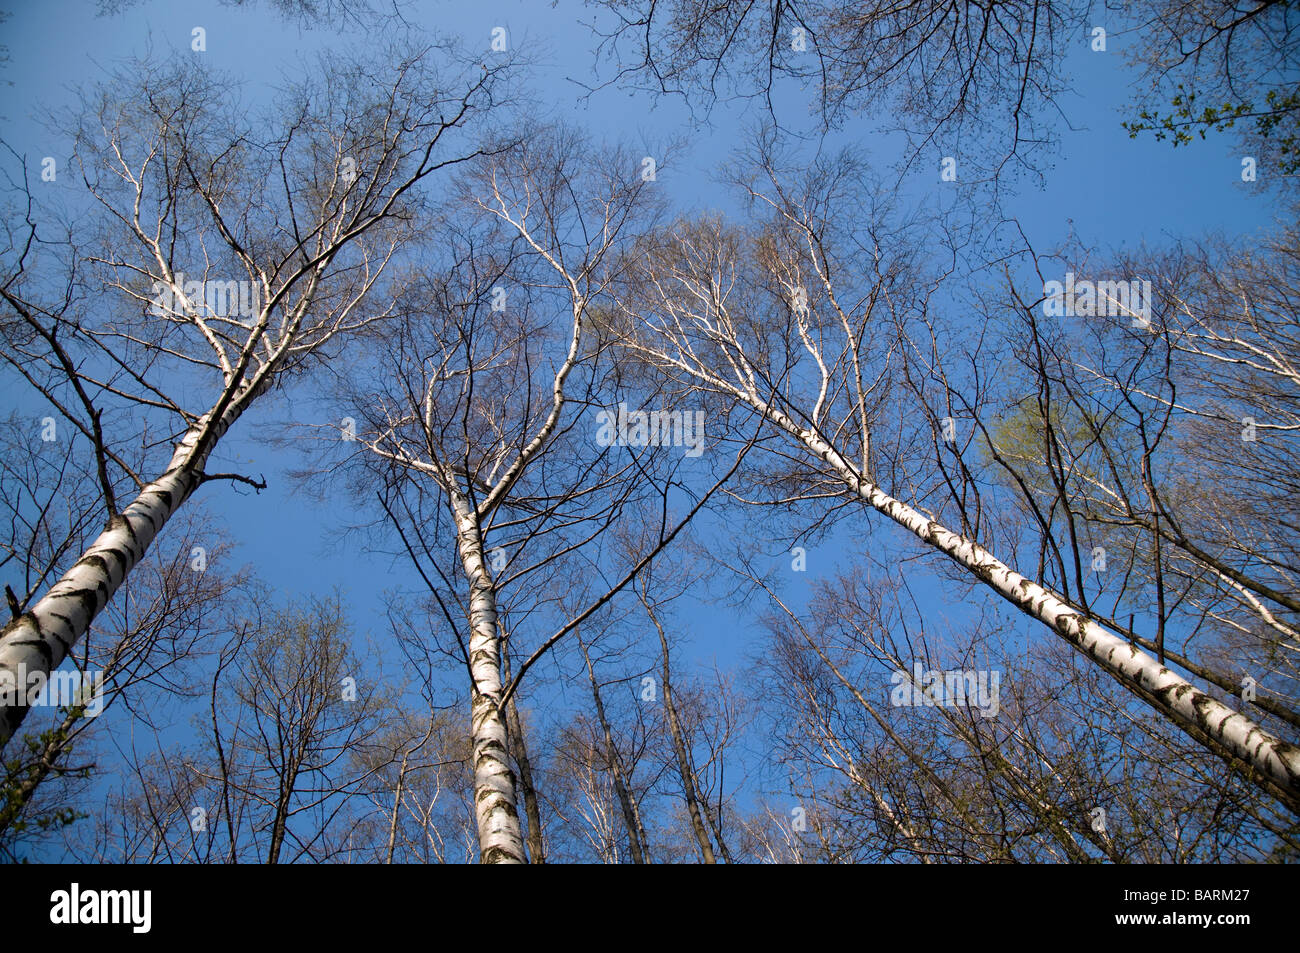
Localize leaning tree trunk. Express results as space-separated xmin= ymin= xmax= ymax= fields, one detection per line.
xmin=578 ymin=635 xmax=649 ymax=863
xmin=760 ymin=404 xmax=1300 ymax=813
xmin=452 ymin=497 xmax=527 ymax=864
xmin=0 ymin=396 xmax=257 ymax=751
xmin=645 ymin=604 xmax=716 ymax=863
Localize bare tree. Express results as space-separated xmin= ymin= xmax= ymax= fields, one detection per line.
xmin=900 ymin=227 xmax=1300 ymax=813
xmin=585 ymin=0 xmax=1091 ymax=180
xmin=0 ymin=43 xmax=512 ymax=748
xmin=610 ymin=138 xmax=1300 ymax=812
xmin=638 ymin=579 xmax=717 ymax=863
xmin=334 ymin=128 xmax=750 ymax=861
xmin=81 ymin=593 xmax=400 ymax=863
xmin=748 ymin=559 xmax=1295 ymax=861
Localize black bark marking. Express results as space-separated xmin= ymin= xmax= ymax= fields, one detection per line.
xmin=480 ymin=845 xmax=524 ymax=864
xmin=475 ymin=784 xmax=517 ymax=807
xmin=6 ymin=631 xmax=53 ymax=666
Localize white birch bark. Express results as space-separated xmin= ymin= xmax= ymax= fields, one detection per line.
xmin=0 ymin=397 xmax=255 ymax=749
xmin=451 ymin=495 xmax=527 ymax=864
xmin=622 ymin=202 xmax=1300 ymax=808
xmin=756 ymin=402 xmax=1300 ymax=803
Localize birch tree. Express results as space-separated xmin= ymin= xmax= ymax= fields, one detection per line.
xmin=610 ymin=140 xmax=1300 ymax=813
xmin=909 ymin=231 xmax=1300 ymax=807
xmin=335 ymin=128 xmax=748 ymax=861
xmin=0 ymin=44 xmax=511 ymax=749
xmin=0 ymin=386 xmax=247 ymax=853
xmin=0 ymin=517 xmax=245 ymax=860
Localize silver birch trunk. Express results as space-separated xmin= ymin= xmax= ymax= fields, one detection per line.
xmin=0 ymin=400 xmax=254 ymax=749
xmin=452 ymin=496 xmax=527 ymax=864
xmin=759 ymin=404 xmax=1300 ymax=808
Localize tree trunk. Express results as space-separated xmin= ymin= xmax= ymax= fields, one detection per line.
xmin=0 ymin=399 xmax=254 ymax=751
xmin=578 ymin=635 xmax=649 ymax=863
xmin=267 ymin=767 xmax=297 ymax=864
xmin=646 ymin=603 xmax=716 ymax=863
xmin=701 ymin=796 xmax=735 ymax=863
xmin=501 ymin=646 xmax=546 ymax=863
xmin=452 ymin=497 xmax=527 ymax=864
xmin=385 ymin=750 xmax=409 ymax=864
xmin=762 ymin=404 xmax=1300 ymax=811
